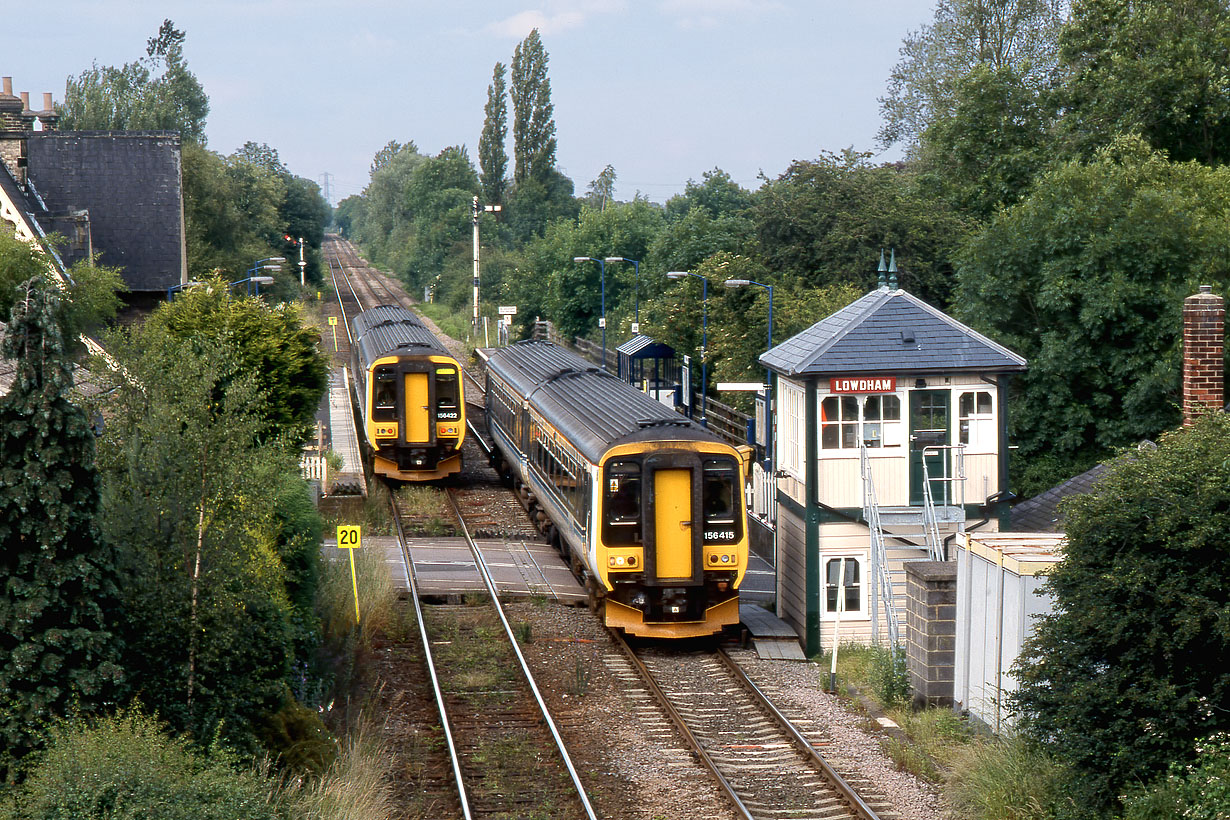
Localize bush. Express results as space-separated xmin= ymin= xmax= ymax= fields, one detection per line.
xmin=1 ymin=709 xmax=278 ymax=820
xmin=1122 ymin=734 xmax=1230 ymax=820
xmin=870 ymin=644 xmax=911 ymax=707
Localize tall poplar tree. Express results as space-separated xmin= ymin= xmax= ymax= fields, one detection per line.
xmin=479 ymin=61 xmax=509 ymax=205
xmin=0 ymin=277 xmax=124 ymax=776
xmin=510 ymin=28 xmax=557 ymax=184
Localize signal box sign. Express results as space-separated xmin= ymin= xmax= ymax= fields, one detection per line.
xmin=829 ymin=376 xmax=897 ymax=394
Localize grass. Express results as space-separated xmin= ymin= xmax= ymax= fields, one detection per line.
xmin=279 ymin=721 xmax=393 ymax=820
xmin=818 ymin=642 xmax=1067 ymax=820
xmin=320 ymin=478 xmax=395 ymax=536
xmin=395 ymin=485 xmax=456 ymax=535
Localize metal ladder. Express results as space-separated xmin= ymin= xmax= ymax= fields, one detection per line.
xmin=920 ymin=445 xmax=966 ymax=562
xmin=861 ymin=446 xmax=901 ymax=649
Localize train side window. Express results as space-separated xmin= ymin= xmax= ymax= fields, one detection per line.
xmin=702 ymin=459 xmax=742 ymax=544
xmin=373 ymin=367 xmax=397 ymax=421
xmin=435 ymin=368 xmax=460 ymax=420
xmin=603 ymin=461 xmax=641 ymax=545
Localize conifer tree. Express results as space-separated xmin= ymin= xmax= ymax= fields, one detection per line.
xmin=510 ymin=29 xmax=557 ymax=184
xmin=0 ymin=277 xmax=124 ymax=776
xmin=479 ymin=61 xmax=508 ymax=205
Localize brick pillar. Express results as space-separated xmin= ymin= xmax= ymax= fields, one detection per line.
xmin=1183 ymin=285 xmax=1224 ymax=426
xmin=905 ymin=561 xmax=957 ymax=709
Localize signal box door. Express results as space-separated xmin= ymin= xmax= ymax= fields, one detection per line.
xmin=404 ymin=372 xmax=431 ymax=444
xmin=909 ymin=389 xmax=950 ymax=505
xmin=653 ymin=468 xmax=693 ymax=578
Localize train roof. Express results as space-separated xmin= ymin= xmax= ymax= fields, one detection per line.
xmin=486 ymin=341 xmax=725 ymax=463
xmin=352 ymin=304 xmax=452 ymax=367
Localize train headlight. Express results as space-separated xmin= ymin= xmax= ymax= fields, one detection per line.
xmin=630 ymin=592 xmax=647 ymax=609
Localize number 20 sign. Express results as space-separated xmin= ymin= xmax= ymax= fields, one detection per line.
xmin=336 ymin=525 xmax=362 ymax=549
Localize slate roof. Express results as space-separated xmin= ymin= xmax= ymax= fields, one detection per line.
xmin=25 ymin=131 xmax=185 ymax=293
xmin=616 ymin=334 xmax=675 ymax=359
xmin=1009 ymin=441 xmax=1155 ymax=532
xmin=760 ymin=287 xmax=1027 ymax=378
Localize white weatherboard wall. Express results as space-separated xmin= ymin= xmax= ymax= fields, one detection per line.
xmin=954 ymin=532 xmax=1062 ymax=733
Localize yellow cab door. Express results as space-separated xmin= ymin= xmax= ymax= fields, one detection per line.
xmin=654 ymin=468 xmax=692 ymax=578
xmin=404 ymin=372 xmax=430 ymax=443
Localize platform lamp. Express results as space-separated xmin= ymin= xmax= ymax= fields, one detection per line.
xmin=574 ymin=256 xmax=607 ymax=370
xmin=604 ymin=257 xmax=641 ymax=335
xmin=667 ymin=270 xmax=710 ymax=426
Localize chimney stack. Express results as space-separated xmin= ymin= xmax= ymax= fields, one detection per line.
xmin=39 ymin=92 xmax=58 ymax=132
xmin=1182 ymin=285 xmax=1225 ymax=425
xmin=0 ymin=76 xmax=30 ymax=186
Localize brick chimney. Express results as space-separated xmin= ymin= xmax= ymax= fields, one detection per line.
xmin=1182 ymin=285 xmax=1224 ymax=425
xmin=39 ymin=92 xmax=58 ymax=132
xmin=0 ymin=76 xmax=30 ymax=186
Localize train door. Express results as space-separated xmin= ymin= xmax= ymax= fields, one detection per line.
xmin=404 ymin=372 xmax=431 ymax=444
xmin=653 ymin=468 xmax=693 ymax=579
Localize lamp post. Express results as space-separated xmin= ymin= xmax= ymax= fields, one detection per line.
xmin=574 ymin=256 xmax=607 ymax=369
xmin=473 ymin=196 xmax=502 ymax=339
xmin=725 ymin=277 xmax=774 ymax=463
xmin=230 ymin=274 xmax=275 ymax=296
xmin=667 ymin=270 xmax=709 ymax=425
xmin=604 ymin=256 xmax=641 ymax=335
xmin=239 ymin=256 xmax=284 ymax=296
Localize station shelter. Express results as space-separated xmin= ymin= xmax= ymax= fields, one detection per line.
xmin=616 ymin=335 xmax=678 ymax=408
xmin=760 ymin=285 xmax=1027 ymax=656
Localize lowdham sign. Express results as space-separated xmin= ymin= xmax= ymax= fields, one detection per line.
xmin=829 ymin=376 xmax=896 ymax=393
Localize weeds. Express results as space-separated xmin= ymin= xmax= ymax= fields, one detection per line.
xmin=568 ymin=655 xmax=591 ymax=697
xmin=945 ymin=735 xmax=1064 ymax=820
xmin=516 ymin=621 xmax=533 ymax=643
xmin=279 ymin=721 xmax=392 ymax=820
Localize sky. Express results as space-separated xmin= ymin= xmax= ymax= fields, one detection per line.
xmin=6 ymin=1 xmax=936 ymax=206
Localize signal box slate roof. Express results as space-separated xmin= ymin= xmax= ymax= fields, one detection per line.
xmin=760 ymin=287 xmax=1027 ymax=378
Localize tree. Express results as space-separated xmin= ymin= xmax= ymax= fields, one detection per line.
xmin=1057 ymin=0 xmax=1230 ymax=165
xmin=879 ymin=0 xmax=1064 ymax=148
xmin=753 ymin=150 xmax=970 ymax=306
xmin=0 ymin=277 xmax=125 ymax=776
xmin=95 ymin=326 xmax=304 ymax=755
xmin=0 ymin=231 xmax=125 ymax=344
xmin=60 ymin=18 xmax=209 ymax=144
xmin=145 ymin=280 xmax=328 ymax=445
xmin=510 ymin=29 xmax=557 ymax=184
xmin=586 ymin=164 xmax=617 ymax=210
xmin=479 ymin=62 xmax=509 ymax=205
xmin=1012 ymin=414 xmax=1230 ymax=813
xmin=915 ymin=63 xmax=1052 ymax=220
xmin=955 ymin=136 xmax=1230 ymax=466
xmin=664 ymin=168 xmax=756 ymax=221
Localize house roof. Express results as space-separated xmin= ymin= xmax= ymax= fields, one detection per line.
xmin=26 ymin=131 xmax=185 ymax=292
xmin=760 ymin=287 xmax=1027 ymax=379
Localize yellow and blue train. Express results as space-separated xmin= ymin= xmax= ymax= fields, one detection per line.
xmin=484 ymin=341 xmax=750 ymax=638
xmin=351 ymin=305 xmax=465 ymax=481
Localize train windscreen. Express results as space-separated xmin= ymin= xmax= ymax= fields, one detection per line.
xmin=435 ymin=367 xmax=460 ymax=421
xmin=373 ymin=366 xmax=397 ymax=421
xmin=603 ymin=460 xmax=642 ymax=544
xmin=702 ymin=458 xmax=741 ymax=544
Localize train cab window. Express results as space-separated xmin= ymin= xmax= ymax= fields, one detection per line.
xmin=603 ymin=461 xmax=641 ymax=545
xmin=435 ymin=368 xmax=460 ymax=421
xmin=373 ymin=367 xmax=397 ymax=421
xmin=702 ymin=459 xmax=741 ymax=544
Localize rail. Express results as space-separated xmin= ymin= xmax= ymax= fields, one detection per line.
xmin=443 ymin=489 xmax=600 ymax=820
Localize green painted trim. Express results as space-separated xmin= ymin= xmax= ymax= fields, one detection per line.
xmin=804 ymin=380 xmax=821 ymax=657
xmin=778 ymin=491 xmax=805 ymax=518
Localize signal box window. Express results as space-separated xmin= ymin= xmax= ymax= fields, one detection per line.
xmin=825 ymin=557 xmax=862 ymax=614
xmin=373 ymin=367 xmax=397 ymax=421
xmin=604 ymin=461 xmax=641 ymax=545
xmin=702 ymin=459 xmax=741 ymax=545
xmin=959 ymin=390 xmax=994 ymax=448
xmin=821 ymin=395 xmax=900 ymax=449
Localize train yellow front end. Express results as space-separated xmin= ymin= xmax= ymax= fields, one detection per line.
xmin=597 ymin=441 xmax=748 ymax=639
xmin=364 ymin=354 xmax=465 ymax=480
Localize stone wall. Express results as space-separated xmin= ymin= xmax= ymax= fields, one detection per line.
xmin=905 ymin=560 xmax=956 ymax=708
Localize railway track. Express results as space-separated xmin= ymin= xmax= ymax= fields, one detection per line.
xmin=389 ymin=482 xmax=597 ymax=819
xmin=611 ymin=634 xmax=895 ymax=820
